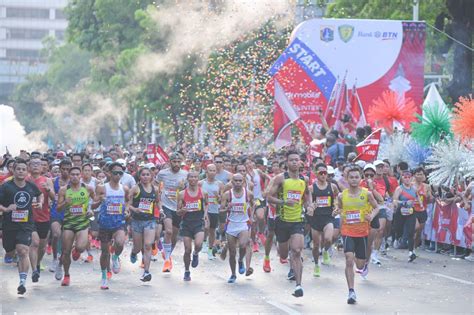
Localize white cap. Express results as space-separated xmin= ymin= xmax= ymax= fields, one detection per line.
xmin=144 ymin=162 xmax=156 ymax=169
xmin=374 ymin=160 xmax=385 ymax=167
xmin=327 ymin=165 xmax=335 ymax=175
xmin=116 ymin=158 xmax=126 ymax=168
xmin=92 ymin=166 xmax=101 ymax=171
xmin=355 ymin=160 xmax=366 ymax=168
xmin=364 ymin=163 xmax=376 ymax=172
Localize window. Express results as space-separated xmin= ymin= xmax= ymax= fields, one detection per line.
xmin=6 ymin=28 xmax=49 ymax=40
xmin=6 ymin=49 xmax=41 ymax=60
xmin=6 ymin=7 xmax=50 ymax=19
xmin=55 ymin=9 xmax=67 ymax=19
xmin=55 ymin=30 xmax=65 ymax=41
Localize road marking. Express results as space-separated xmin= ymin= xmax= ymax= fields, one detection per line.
xmin=432 ymin=273 xmax=474 ymax=285
xmin=266 ymin=300 xmax=301 ymax=315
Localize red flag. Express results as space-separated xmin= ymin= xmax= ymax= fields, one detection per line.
xmin=307 ymin=139 xmax=325 ymax=166
xmin=355 ymin=128 xmax=382 ymax=162
xmin=155 ymin=144 xmax=169 ymax=165
xmin=146 ymin=144 xmax=157 ymax=164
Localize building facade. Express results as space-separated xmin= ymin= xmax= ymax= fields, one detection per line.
xmin=0 ymin=0 xmax=68 ymax=100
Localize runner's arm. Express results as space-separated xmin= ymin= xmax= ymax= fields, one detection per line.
xmin=57 ymin=187 xmax=68 ymax=211
xmin=266 ymin=174 xmax=284 ymax=206
xmin=220 ymin=191 xmax=229 ymax=213
xmin=333 ymin=193 xmax=342 ymax=216
xmin=127 ymin=185 xmax=139 ymax=213
xmin=45 ymin=178 xmax=55 ymax=200
xmin=367 ymin=191 xmax=380 ymax=221
xmin=176 ymin=191 xmax=186 ymax=216
xmin=91 ymin=184 xmax=105 ymax=210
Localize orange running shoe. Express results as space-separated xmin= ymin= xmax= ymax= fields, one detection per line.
xmin=252 ymin=242 xmax=259 ymax=253
xmin=86 ymin=254 xmax=93 ymax=263
xmin=279 ymin=257 xmax=288 ymax=264
xmin=263 ymin=258 xmax=271 ymax=273
xmin=257 ymin=233 xmax=267 ymax=246
xmin=107 ymin=271 xmax=112 ymax=280
xmin=61 ymin=275 xmax=70 ymax=286
xmin=72 ymin=248 xmax=81 ymax=261
xmin=162 ymin=259 xmax=171 ymax=273
xmin=46 ymin=244 xmax=52 ymax=255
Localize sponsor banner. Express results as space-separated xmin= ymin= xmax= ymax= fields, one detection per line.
xmin=268 ymin=19 xmax=425 ymax=143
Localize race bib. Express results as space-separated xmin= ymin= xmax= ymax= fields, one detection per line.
xmin=138 ymin=199 xmax=153 ymax=214
xmin=345 ymin=210 xmax=361 ymax=224
xmin=286 ymin=190 xmax=302 ymax=203
xmin=106 ymin=203 xmax=123 ymax=215
xmin=12 ymin=209 xmax=29 ymax=223
xmin=164 ymin=189 xmax=177 ymax=201
xmin=400 ymin=207 xmax=413 ymax=216
xmin=316 ymin=196 xmax=331 ymax=207
xmin=70 ymin=205 xmax=85 ymax=216
xmin=185 ymin=200 xmax=201 ymax=212
xmin=208 ymin=195 xmax=218 ymax=205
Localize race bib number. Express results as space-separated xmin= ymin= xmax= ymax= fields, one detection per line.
xmin=138 ymin=199 xmax=153 ymax=214
xmin=345 ymin=210 xmax=361 ymax=224
xmin=316 ymin=196 xmax=331 ymax=207
xmin=208 ymin=195 xmax=217 ymax=205
xmin=12 ymin=209 xmax=29 ymax=223
xmin=70 ymin=205 xmax=85 ymax=216
xmin=286 ymin=190 xmax=302 ymax=203
xmin=164 ymin=189 xmax=177 ymax=201
xmin=185 ymin=201 xmax=201 ymax=212
xmin=106 ymin=203 xmax=123 ymax=215
xmin=400 ymin=207 xmax=413 ymax=216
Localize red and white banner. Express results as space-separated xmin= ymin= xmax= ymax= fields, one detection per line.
xmin=146 ymin=143 xmax=169 ymax=165
xmin=355 ymin=128 xmax=382 ymax=162
xmin=307 ymin=138 xmax=325 ymax=166
xmin=423 ymin=201 xmax=472 ymax=249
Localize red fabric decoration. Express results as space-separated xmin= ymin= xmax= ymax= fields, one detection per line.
xmin=368 ymin=90 xmax=417 ymax=134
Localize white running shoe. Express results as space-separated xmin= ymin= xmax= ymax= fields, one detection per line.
xmin=54 ymin=261 xmax=63 ymax=280
xmin=49 ymin=258 xmax=58 ymax=272
xmin=112 ymin=256 xmax=121 ymax=274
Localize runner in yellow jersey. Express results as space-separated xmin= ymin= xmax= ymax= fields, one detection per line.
xmin=334 ymin=167 xmax=379 ymax=305
xmin=267 ymin=151 xmax=313 ymax=298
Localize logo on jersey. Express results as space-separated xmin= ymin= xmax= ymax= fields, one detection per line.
xmin=14 ymin=191 xmax=31 ymax=208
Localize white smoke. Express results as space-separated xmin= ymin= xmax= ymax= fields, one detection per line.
xmin=136 ymin=0 xmax=292 ymax=77
xmin=0 ymin=104 xmax=47 ymax=156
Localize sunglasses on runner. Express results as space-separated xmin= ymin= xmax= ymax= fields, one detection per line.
xmin=365 ymin=173 xmax=375 ymax=178
xmin=317 ymin=171 xmax=327 ymax=175
xmin=112 ymin=171 xmax=124 ymax=176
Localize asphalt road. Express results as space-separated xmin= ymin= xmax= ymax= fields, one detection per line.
xmin=1 ymin=240 xmax=473 ymax=314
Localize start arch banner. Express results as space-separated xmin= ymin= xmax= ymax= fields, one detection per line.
xmin=268 ymin=19 xmax=425 ymax=147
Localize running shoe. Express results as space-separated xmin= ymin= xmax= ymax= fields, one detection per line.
xmin=263 ymin=258 xmax=271 ymax=273
xmin=220 ymin=246 xmax=228 ymax=261
xmin=107 ymin=271 xmax=112 ymax=280
xmin=140 ymin=272 xmax=152 ymax=282
xmin=408 ymin=252 xmax=417 ymax=262
xmin=112 ymin=256 xmax=121 ymax=274
xmin=100 ymin=278 xmax=109 ymax=290
xmin=61 ymin=275 xmax=70 ymax=286
xmin=183 ymin=271 xmax=191 ymax=281
xmin=227 ymin=275 xmax=237 ymax=283
xmin=130 ymin=252 xmax=137 ymax=264
xmin=279 ymin=257 xmax=288 ymax=264
xmin=252 ymin=242 xmax=259 ymax=253
xmin=287 ymin=269 xmax=296 ymax=281
xmin=207 ymin=248 xmax=215 ymax=260
xmin=322 ymin=250 xmax=331 ymax=265
xmin=191 ymin=253 xmax=199 ymax=268
xmin=152 ymin=243 xmax=158 ymax=257
xmin=32 ymin=270 xmax=40 ymax=283
xmin=162 ymin=259 xmax=171 ymax=273
xmin=347 ymin=290 xmax=357 ymax=304
xmin=245 ymin=267 xmax=254 ymax=277
xmin=17 ymin=284 xmax=26 ymax=295
xmin=212 ymin=245 xmax=219 ymax=257
xmin=49 ymin=259 xmax=57 ymax=272
xmin=46 ymin=244 xmax=52 ymax=255
xmin=4 ymin=256 xmax=14 ymax=264
xmin=292 ymin=285 xmax=304 ymax=297
xmin=360 ymin=264 xmax=369 ymax=280
xmin=55 ymin=263 xmax=63 ymax=281
xmin=85 ymin=254 xmax=94 ymax=263
xmin=257 ymin=232 xmax=266 ymax=246
xmin=238 ymin=260 xmax=245 ymax=275
xmin=464 ymin=254 xmax=474 ymax=262
xmin=313 ymin=264 xmax=321 ymax=277
xmin=72 ymin=248 xmax=81 ymax=261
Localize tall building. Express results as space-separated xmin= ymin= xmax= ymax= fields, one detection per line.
xmin=0 ymin=0 xmax=68 ymax=101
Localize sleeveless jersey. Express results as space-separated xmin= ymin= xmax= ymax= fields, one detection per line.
xmin=278 ymin=172 xmax=306 ymax=223
xmin=399 ymin=185 xmax=417 ymax=216
xmin=131 ymin=184 xmax=156 ymax=221
xmin=414 ymin=184 xmax=427 ymax=212
xmin=98 ymin=183 xmax=126 ymax=229
xmin=227 ymin=189 xmax=250 ymax=224
xmin=182 ymin=188 xmax=204 ymax=222
xmin=201 ymin=179 xmax=221 ymax=214
xmin=50 ymin=177 xmax=65 ymax=220
xmin=63 ymin=184 xmax=90 ymax=230
xmin=341 ymin=188 xmax=371 ymax=237
xmin=312 ymin=182 xmax=334 ymax=216
xmin=247 ymin=170 xmax=263 ymax=200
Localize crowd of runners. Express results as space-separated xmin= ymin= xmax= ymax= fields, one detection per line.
xmin=0 ymin=140 xmax=473 ymax=305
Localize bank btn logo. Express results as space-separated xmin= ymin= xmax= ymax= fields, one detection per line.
xmin=338 ymin=24 xmax=354 ymax=43
xmin=320 ymin=25 xmax=334 ymax=42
